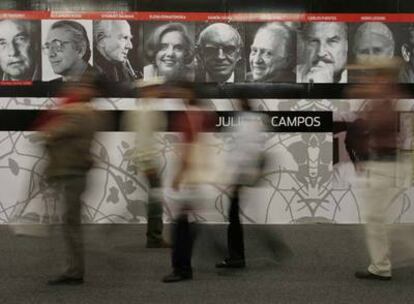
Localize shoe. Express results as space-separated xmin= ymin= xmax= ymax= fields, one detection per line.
xmin=146 ymin=240 xmax=171 ymax=248
xmin=162 ymin=271 xmax=193 ymax=283
xmin=215 ymin=258 xmax=246 ymax=269
xmin=47 ymin=275 xmax=84 ymax=285
xmin=354 ymin=270 xmax=391 ymax=281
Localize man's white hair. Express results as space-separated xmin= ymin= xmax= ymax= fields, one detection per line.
xmin=94 ymin=20 xmax=128 ymax=43
xmin=197 ymin=23 xmax=242 ymax=48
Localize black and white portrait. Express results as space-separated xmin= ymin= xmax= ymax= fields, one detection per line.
xmin=195 ymin=22 xmax=245 ymax=83
xmin=297 ymin=22 xmax=348 ymax=83
xmin=42 ymin=20 xmax=93 ymax=82
xmin=93 ymin=20 xmax=141 ymax=82
xmin=0 ymin=19 xmax=41 ymax=81
xmin=348 ymin=22 xmax=403 ymax=82
xmin=143 ymin=22 xmax=195 ymax=82
xmin=399 ymin=23 xmax=414 ymax=83
xmin=245 ymin=22 xmax=296 ymax=83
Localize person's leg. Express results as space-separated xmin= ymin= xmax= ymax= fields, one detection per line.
xmin=172 ymin=213 xmax=193 ymax=274
xmin=61 ymin=175 xmax=86 ymax=279
xmin=48 ymin=175 xmax=86 ymax=285
xmin=146 ymin=172 xmax=167 ymax=247
xmin=227 ymin=185 xmax=245 ymax=262
xmin=356 ymin=161 xmax=396 ymax=279
xmin=163 ymin=211 xmax=194 ymax=282
xmin=216 ymin=185 xmax=246 ymax=268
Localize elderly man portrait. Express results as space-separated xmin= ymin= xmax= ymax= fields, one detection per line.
xmin=246 ymin=22 xmax=296 ymax=82
xmin=144 ymin=22 xmax=194 ymax=81
xmin=93 ymin=20 xmax=139 ymax=82
xmin=297 ymin=22 xmax=348 ymax=83
xmin=43 ymin=20 xmax=95 ymax=82
xmin=0 ymin=19 xmax=40 ymax=81
xmin=195 ymin=23 xmax=243 ymax=83
xmin=399 ymin=23 xmax=414 ymax=83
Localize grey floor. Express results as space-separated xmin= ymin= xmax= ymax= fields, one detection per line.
xmin=1 ymin=224 xmax=414 ymax=304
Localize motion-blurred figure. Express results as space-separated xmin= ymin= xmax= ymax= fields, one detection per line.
xmin=347 ymin=61 xmax=405 ymax=281
xmin=123 ymin=78 xmax=169 ymax=248
xmin=162 ymin=84 xmax=216 ymax=283
xmin=36 ymin=73 xmax=100 ymax=285
xmin=216 ymin=99 xmax=266 ymax=269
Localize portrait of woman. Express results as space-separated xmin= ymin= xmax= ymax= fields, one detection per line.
xmin=144 ymin=22 xmax=194 ymax=81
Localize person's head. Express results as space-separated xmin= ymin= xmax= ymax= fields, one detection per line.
xmin=197 ymin=23 xmax=242 ymax=82
xmin=44 ymin=20 xmax=91 ymax=76
xmin=0 ymin=20 xmax=35 ymax=80
xmin=353 ymin=22 xmax=394 ymax=64
xmin=249 ymin=22 xmax=294 ymax=81
xmin=401 ymin=23 xmax=414 ymax=71
xmin=302 ymin=22 xmax=348 ymax=77
xmin=145 ymin=23 xmax=193 ymax=79
xmin=94 ymin=20 xmax=132 ymax=63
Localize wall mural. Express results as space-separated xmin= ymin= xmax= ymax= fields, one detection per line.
xmin=0 ymin=12 xmax=414 ymax=85
xmin=1 ymin=12 xmax=414 ymax=224
xmin=1 ymin=97 xmax=413 ymax=224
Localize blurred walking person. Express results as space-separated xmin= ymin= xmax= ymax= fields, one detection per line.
xmin=123 ymin=78 xmax=170 ymax=248
xmin=347 ymin=60 xmax=406 ymax=281
xmin=162 ymin=84 xmax=216 ymax=282
xmin=216 ymin=99 xmax=267 ymax=269
xmin=36 ymin=73 xmax=100 ymax=285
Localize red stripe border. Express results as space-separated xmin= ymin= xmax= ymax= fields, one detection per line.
xmin=0 ymin=11 xmax=414 ymax=22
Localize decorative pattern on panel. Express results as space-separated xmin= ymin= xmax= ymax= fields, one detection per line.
xmin=1 ymin=98 xmax=414 ymax=224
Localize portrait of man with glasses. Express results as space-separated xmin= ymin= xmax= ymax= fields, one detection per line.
xmin=0 ymin=19 xmax=41 ymax=81
xmin=246 ymin=22 xmax=296 ymax=83
xmin=42 ymin=20 xmax=95 ymax=82
xmin=195 ymin=23 xmax=244 ymax=83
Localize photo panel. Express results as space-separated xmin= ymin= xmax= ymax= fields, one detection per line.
xmin=194 ymin=22 xmax=245 ymax=83
xmin=41 ymin=19 xmax=93 ymax=82
xmin=348 ymin=22 xmax=403 ymax=82
xmin=398 ymin=23 xmax=414 ymax=83
xmin=143 ymin=21 xmax=195 ymax=82
xmin=296 ymin=22 xmax=349 ymax=84
xmin=93 ymin=20 xmax=141 ymax=82
xmin=244 ymin=22 xmax=297 ymax=83
xmin=0 ymin=19 xmax=41 ymax=82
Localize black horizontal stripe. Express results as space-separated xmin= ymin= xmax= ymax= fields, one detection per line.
xmin=0 ymin=110 xmax=332 ymax=132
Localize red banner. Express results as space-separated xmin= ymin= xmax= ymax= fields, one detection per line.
xmin=0 ymin=81 xmax=33 ymax=86
xmin=1 ymin=10 xmax=414 ymax=22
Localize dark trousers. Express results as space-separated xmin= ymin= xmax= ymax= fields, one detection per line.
xmin=171 ymin=213 xmax=196 ymax=275
xmin=146 ymin=172 xmax=164 ymax=245
xmin=227 ymin=185 xmax=245 ymax=261
xmin=54 ymin=175 xmax=86 ymax=278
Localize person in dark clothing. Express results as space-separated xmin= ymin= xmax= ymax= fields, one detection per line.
xmin=216 ymin=99 xmax=266 ymax=268
xmin=162 ymin=86 xmax=216 ymax=283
